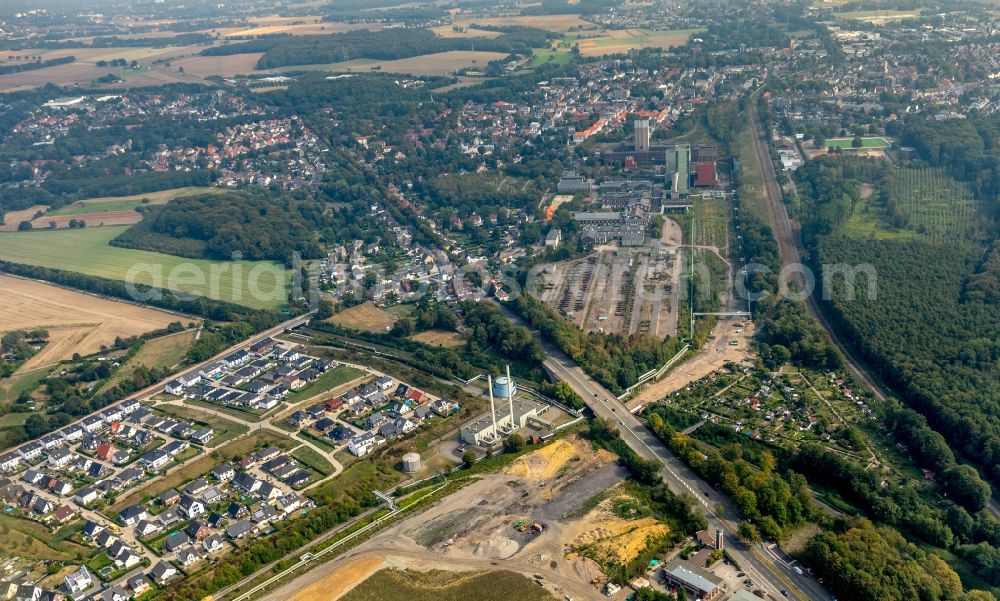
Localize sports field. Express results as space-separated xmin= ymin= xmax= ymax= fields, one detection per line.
xmin=0 ymin=227 xmax=288 ymax=309
xmin=824 ymin=136 xmax=891 ymax=149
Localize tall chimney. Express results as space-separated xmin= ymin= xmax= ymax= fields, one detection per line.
xmin=487 ymin=375 xmax=498 ymax=441
xmin=505 ymin=364 xmax=515 ymax=431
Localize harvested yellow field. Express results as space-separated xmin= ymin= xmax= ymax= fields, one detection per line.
xmin=288 ymin=556 xmax=384 ymax=601
xmin=326 ymin=301 xmax=397 ymax=333
xmin=410 ymin=330 xmax=465 ymax=348
xmin=171 ymin=52 xmax=265 ymax=77
xmin=453 ymin=15 xmax=596 ymax=33
xmin=0 ymin=206 xmax=47 ymax=232
xmin=575 ymin=29 xmax=699 ymax=56
xmin=226 ymin=22 xmax=373 ymax=37
xmin=505 ymin=438 xmax=578 ymax=481
xmin=269 ymin=50 xmax=508 ymax=77
xmin=0 ymin=274 xmax=184 ymax=367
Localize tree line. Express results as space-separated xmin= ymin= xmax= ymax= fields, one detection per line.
xmin=508 ymin=294 xmax=685 ymax=394
xmin=0 ymin=55 xmax=73 ymax=76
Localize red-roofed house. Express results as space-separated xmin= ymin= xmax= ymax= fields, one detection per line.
xmin=96 ymin=442 xmax=115 ymax=462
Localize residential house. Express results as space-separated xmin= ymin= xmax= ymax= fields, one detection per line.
xmin=0 ymin=453 xmax=20 ymax=472
xmin=211 ymin=464 xmax=235 ymax=482
xmin=179 ymin=494 xmax=205 ymax=519
xmin=74 ymin=487 xmax=98 ymax=506
xmin=232 ymin=472 xmax=261 ymax=495
xmin=18 ymin=441 xmax=43 ymax=461
xmin=64 ymin=566 xmax=93 ymax=594
xmin=164 ymin=531 xmax=190 ymax=553
xmin=135 ymin=520 xmax=161 ymax=538
xmin=139 ymin=449 xmax=169 ymax=470
xmin=347 ymin=432 xmax=383 ymax=457
xmin=226 ymin=519 xmax=252 ymax=540
xmin=151 ymin=562 xmax=178 ymax=584
xmin=119 ymin=505 xmax=148 ymax=526
xmin=127 ymin=575 xmax=150 ymax=596
xmin=203 ymin=534 xmax=225 ymax=554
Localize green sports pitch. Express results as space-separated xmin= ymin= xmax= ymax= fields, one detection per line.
xmin=825 ymin=136 xmax=891 ymax=149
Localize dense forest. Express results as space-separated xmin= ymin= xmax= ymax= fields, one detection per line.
xmin=793 ymin=157 xmax=883 ymax=238
xmin=805 ymin=519 xmax=991 ymax=601
xmin=818 ymin=237 xmax=1000 ymax=485
xmin=110 ymin=192 xmax=331 ymax=265
xmin=201 ymin=27 xmax=554 ymax=69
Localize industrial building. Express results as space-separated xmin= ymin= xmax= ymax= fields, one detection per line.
xmin=667 ymin=144 xmax=691 ymax=197
xmin=573 ymin=210 xmax=647 ymax=247
xmin=634 ymin=119 xmax=651 ymax=152
xmin=459 ymin=368 xmax=549 ymax=446
xmin=661 ymin=558 xmax=723 ymax=600
xmin=460 ymin=396 xmax=548 ymax=445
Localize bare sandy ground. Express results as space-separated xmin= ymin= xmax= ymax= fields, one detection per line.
xmin=289 ymin=556 xmax=384 ymax=601
xmin=630 ymin=319 xmax=754 ymax=408
xmin=260 ymin=438 xmax=620 ymax=601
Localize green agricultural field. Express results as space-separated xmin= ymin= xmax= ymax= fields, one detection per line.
xmin=44 ymin=187 xmax=222 ymax=217
xmin=824 ymin=137 xmax=891 ymax=149
xmin=0 ymin=227 xmax=288 ymax=309
xmin=528 ymin=47 xmax=574 ymax=67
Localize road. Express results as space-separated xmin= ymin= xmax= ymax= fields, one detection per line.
xmin=494 ymin=303 xmax=827 ymax=601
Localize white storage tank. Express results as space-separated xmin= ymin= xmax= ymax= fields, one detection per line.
xmin=492 ymin=376 xmax=516 ymax=399
xmin=402 ymin=452 xmax=421 ymax=473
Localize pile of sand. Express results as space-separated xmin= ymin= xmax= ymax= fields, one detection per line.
xmin=573 ymin=517 xmax=669 ymax=564
xmin=504 ymin=439 xmax=578 ymax=481
xmin=474 ymin=535 xmax=520 ymax=559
